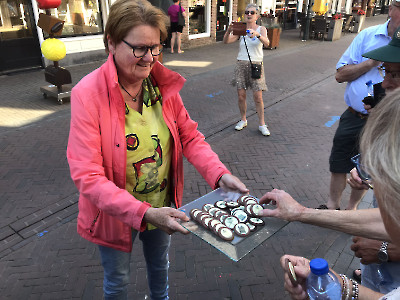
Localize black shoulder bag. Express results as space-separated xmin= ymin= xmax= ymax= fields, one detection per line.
xmin=243 ymin=37 xmax=261 ymax=79
xmin=178 ymin=4 xmax=185 ymax=27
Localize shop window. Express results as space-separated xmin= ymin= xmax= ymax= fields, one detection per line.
xmin=189 ymin=0 xmax=210 ymax=37
xmin=39 ymin=0 xmax=103 ymax=37
xmin=0 ymin=0 xmax=35 ymax=40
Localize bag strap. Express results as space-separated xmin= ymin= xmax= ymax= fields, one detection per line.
xmin=179 ymin=4 xmax=182 ymax=12
xmin=243 ymin=37 xmax=253 ymax=65
xmin=243 ymin=36 xmax=262 ymax=66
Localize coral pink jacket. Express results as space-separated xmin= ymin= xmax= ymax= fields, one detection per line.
xmin=67 ymin=54 xmax=231 ymax=252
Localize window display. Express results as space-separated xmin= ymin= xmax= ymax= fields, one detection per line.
xmin=0 ymin=0 xmax=35 ymax=40
xmin=39 ymin=0 xmax=103 ymax=37
xmin=189 ymin=0 xmax=208 ymax=35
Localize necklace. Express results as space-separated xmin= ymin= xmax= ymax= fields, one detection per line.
xmin=119 ymin=82 xmax=142 ymax=102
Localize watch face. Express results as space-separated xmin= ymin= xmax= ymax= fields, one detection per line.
xmin=378 ymin=250 xmax=389 ymax=262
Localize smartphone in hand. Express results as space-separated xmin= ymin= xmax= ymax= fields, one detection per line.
xmin=285 ymin=258 xmax=298 ymax=287
xmin=362 ymin=83 xmax=386 ymax=108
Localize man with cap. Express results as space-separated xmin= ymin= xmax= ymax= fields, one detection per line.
xmin=320 ymin=0 xmax=400 ymax=212
xmin=258 ymin=26 xmax=400 ymax=295
xmin=348 ymin=25 xmax=400 ymax=294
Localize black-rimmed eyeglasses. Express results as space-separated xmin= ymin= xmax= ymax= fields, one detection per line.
xmin=245 ymin=10 xmax=256 ymax=15
xmin=122 ymin=40 xmax=164 ymax=58
xmin=351 ymin=154 xmax=374 ymax=189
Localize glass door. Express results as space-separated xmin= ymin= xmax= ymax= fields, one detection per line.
xmin=216 ymin=0 xmax=229 ymax=41
xmin=0 ymin=0 xmax=42 ymax=73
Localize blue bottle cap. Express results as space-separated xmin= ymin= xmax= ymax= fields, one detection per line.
xmin=366 ymin=80 xmax=373 ymax=86
xmin=309 ymin=258 xmax=329 ymax=275
xmin=246 ymin=29 xmax=250 ymax=33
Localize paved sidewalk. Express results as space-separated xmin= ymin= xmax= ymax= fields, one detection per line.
xmin=0 ymin=15 xmax=385 ymax=299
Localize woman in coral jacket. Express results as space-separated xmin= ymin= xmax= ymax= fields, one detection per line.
xmin=67 ymin=0 xmax=248 ymax=299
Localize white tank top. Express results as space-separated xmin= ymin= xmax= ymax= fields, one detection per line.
xmin=237 ymin=27 xmax=263 ymax=62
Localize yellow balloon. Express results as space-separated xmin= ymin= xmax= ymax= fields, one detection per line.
xmin=41 ymin=38 xmax=66 ymax=61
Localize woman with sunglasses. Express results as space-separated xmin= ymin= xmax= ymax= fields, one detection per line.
xmin=223 ymin=4 xmax=271 ymax=136
xmin=258 ymin=89 xmax=400 ymax=299
xmin=67 ymin=0 xmax=248 ymax=299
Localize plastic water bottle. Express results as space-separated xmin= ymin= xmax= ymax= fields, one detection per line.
xmin=370 ymin=264 xmax=393 ymax=287
xmin=246 ymin=29 xmax=257 ymax=41
xmin=307 ymin=258 xmax=341 ymax=300
xmin=366 ymin=80 xmax=374 ymax=97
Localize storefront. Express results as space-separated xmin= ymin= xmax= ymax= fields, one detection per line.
xmin=1 ymin=0 xmax=106 ymax=73
xmin=216 ymin=0 xmax=231 ymax=41
xmin=0 ymin=0 xmax=42 ymax=72
xmin=1 ymin=0 xmax=242 ymax=74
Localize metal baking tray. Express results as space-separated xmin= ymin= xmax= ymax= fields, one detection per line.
xmin=179 ymin=188 xmax=288 ymax=262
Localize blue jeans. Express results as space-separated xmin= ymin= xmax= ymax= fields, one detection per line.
xmin=98 ymin=229 xmax=171 ymax=300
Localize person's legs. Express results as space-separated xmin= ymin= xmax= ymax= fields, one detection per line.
xmin=327 ymin=110 xmax=366 ymax=209
xmin=252 ymin=90 xmax=265 ymax=126
xmin=328 ymin=172 xmax=347 ymax=209
xmin=347 ymin=188 xmax=368 ymax=210
xmin=140 ymin=229 xmax=171 ymax=300
xmin=98 ymin=245 xmax=133 ymax=300
xmin=176 ymin=32 xmax=183 ymax=53
xmin=237 ymin=89 xmax=247 ymax=121
xmin=170 ymin=32 xmax=176 ymax=53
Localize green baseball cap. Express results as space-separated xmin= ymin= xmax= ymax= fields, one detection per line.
xmin=362 ymin=26 xmax=400 ymax=63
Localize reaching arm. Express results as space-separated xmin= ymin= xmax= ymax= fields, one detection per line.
xmin=335 ymin=59 xmax=381 ymax=83
xmin=259 ymin=189 xmax=390 ymax=241
xmin=351 ymin=237 xmax=400 ymax=264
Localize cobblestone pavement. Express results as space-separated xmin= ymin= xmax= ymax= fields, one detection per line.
xmin=0 ymin=15 xmax=384 ymax=299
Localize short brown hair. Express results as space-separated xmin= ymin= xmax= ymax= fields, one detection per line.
xmin=103 ymin=0 xmax=168 ymax=53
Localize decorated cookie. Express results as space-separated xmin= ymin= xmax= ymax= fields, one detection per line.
xmin=224 ymin=216 xmax=239 ymax=229
xmin=249 ymin=217 xmax=265 ymax=226
xmin=234 ymin=223 xmax=250 ymax=237
xmin=215 ymin=200 xmax=228 ymax=210
xmin=232 ymin=209 xmax=248 ymax=223
xmin=218 ymin=227 xmax=234 ymax=241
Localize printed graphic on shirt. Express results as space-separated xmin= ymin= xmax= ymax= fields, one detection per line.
xmin=126 ymin=134 xmax=139 ymax=151
xmin=128 ymin=135 xmax=167 ymax=194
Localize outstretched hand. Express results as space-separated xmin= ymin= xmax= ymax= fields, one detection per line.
xmin=258 ymin=189 xmax=306 ymax=221
xmin=280 ymin=255 xmax=310 ymax=300
xmin=218 ymin=174 xmax=249 ymax=194
xmin=144 ymin=207 xmax=190 ymax=235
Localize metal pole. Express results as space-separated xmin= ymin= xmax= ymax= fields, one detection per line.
xmin=302 ymin=0 xmax=313 ymax=41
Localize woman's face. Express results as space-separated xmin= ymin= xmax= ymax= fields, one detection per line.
xmin=244 ymin=8 xmax=258 ymax=23
xmin=375 ymin=183 xmax=400 ymax=246
xmin=108 ymin=25 xmax=160 ymax=84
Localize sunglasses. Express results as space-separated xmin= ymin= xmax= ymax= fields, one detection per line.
xmin=245 ymin=10 xmax=256 ymax=15
xmin=351 ymin=154 xmax=374 ymax=189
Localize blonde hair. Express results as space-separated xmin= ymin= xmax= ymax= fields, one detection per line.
xmin=103 ymin=0 xmax=168 ymax=53
xmin=360 ymin=88 xmax=400 ymax=224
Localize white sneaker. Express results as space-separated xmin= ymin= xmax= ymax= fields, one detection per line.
xmin=235 ymin=120 xmax=247 ymax=131
xmin=259 ymin=125 xmax=270 ymax=136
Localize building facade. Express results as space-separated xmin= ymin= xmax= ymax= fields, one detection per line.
xmin=0 ymin=0 xmax=380 ymax=74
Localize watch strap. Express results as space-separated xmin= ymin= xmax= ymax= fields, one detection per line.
xmin=380 ymin=241 xmax=389 ymax=252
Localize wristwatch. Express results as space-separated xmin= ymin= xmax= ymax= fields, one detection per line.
xmin=378 ymin=241 xmax=389 ymax=263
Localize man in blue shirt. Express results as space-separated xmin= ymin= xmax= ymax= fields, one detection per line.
xmin=319 ymin=0 xmax=400 ymax=211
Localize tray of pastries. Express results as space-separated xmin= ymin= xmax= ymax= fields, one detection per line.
xmin=179 ymin=188 xmax=288 ymax=262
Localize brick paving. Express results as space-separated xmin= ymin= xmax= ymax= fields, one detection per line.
xmin=0 ymin=15 xmax=384 ymax=299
